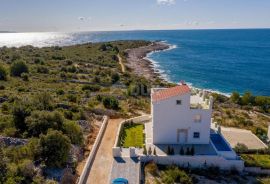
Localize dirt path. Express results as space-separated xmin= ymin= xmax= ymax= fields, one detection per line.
xmin=117 ymin=54 xmax=125 ymax=73
xmin=86 ymin=118 xmax=123 ymax=184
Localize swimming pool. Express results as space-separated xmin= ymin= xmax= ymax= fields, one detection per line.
xmin=210 ymin=134 xmax=231 ymax=151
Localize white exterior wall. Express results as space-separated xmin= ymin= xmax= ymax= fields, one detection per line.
xmin=152 ymin=91 xmax=212 ymax=145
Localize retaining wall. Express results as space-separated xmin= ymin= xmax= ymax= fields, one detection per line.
xmin=140 ymin=155 xmax=244 ymax=171
xmin=77 ymin=116 xmax=109 ymax=184
xmin=244 ymin=167 xmax=270 ymax=175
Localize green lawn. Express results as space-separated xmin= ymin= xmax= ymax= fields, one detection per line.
xmin=122 ymin=124 xmax=144 ymax=148
xmin=241 ymin=154 xmax=270 ymax=169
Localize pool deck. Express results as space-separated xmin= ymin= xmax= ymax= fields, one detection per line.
xmin=152 ymin=143 xmax=217 ymax=156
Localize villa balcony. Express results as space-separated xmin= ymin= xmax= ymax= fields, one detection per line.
xmin=190 ymin=89 xmax=213 ymax=110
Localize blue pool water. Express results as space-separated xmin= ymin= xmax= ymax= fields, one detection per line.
xmin=1 ymin=29 xmax=270 ymax=96
xmin=210 ymin=134 xmax=231 ymax=151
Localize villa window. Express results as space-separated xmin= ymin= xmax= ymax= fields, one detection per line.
xmin=194 ymin=115 xmax=202 ymax=122
xmin=193 ymin=132 xmax=200 ymax=138
xmin=176 ymin=100 xmax=182 ymax=105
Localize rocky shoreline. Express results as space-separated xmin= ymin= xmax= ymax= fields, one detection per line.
xmin=125 ymin=41 xmax=170 ymax=81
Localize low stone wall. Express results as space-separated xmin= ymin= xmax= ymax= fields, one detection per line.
xmin=77 ymin=116 xmax=108 ymax=184
xmin=0 ymin=136 xmax=28 ymax=146
xmin=140 ymin=155 xmax=244 ymax=172
xmin=244 ymin=167 xmax=270 ymax=175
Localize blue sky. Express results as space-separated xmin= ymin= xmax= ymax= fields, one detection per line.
xmin=0 ymin=0 xmax=270 ymax=32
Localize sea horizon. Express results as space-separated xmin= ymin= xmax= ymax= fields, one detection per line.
xmin=1 ymin=29 xmax=269 ymax=96
xmin=1 ymin=27 xmax=270 ymax=33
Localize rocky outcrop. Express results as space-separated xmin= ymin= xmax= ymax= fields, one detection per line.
xmin=0 ymin=136 xmax=28 ymax=146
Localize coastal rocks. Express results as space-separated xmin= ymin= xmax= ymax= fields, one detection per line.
xmin=77 ymin=120 xmax=92 ymax=132
xmin=125 ymin=42 xmax=170 ymax=81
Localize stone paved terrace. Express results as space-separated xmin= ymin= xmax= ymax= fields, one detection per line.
xmin=152 ymin=144 xmax=217 ymax=156
xmin=221 ymin=126 xmax=268 ymax=150
xmin=110 ymin=157 xmax=141 ymax=184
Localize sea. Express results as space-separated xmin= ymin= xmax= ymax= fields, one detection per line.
xmin=0 ymin=29 xmax=270 ymax=96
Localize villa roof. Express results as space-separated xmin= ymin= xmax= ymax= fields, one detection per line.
xmin=152 ymin=84 xmax=190 ymax=102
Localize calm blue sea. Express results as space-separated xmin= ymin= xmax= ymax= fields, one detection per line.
xmin=1 ymin=29 xmax=270 ymax=96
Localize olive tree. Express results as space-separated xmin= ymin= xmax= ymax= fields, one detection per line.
xmin=10 ymin=61 xmax=29 ymax=77
xmin=40 ymin=130 xmax=71 ymax=167
xmin=0 ymin=64 xmax=8 ymax=80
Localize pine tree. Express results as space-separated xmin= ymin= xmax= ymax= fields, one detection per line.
xmin=153 ymin=147 xmax=157 ymax=156
xmin=143 ymin=146 xmax=147 ymax=155
xmin=171 ymin=147 xmax=175 ymax=155
xmin=180 ymin=147 xmax=184 ymax=155
xmin=166 ymin=146 xmax=170 ymax=155
xmin=148 ymin=147 xmax=152 ymax=155
xmin=186 ymin=147 xmax=190 ymax=155
xmin=191 ymin=146 xmax=195 ymax=156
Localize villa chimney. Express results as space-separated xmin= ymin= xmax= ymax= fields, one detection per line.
xmin=180 ymin=80 xmax=186 ymax=85
xmin=202 ymin=90 xmax=206 ymax=100
xmin=209 ymin=96 xmax=213 ymax=109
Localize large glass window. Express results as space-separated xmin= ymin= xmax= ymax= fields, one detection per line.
xmin=176 ymin=100 xmax=182 ymax=105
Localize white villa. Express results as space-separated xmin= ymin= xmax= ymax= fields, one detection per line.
xmin=112 ymin=83 xmax=244 ymax=181
xmin=151 ymin=83 xmax=213 ymax=145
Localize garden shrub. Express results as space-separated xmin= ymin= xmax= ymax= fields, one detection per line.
xmin=34 ymin=92 xmax=54 ymax=111
xmin=26 ymin=111 xmax=64 ymax=137
xmin=111 ymin=73 xmax=120 ymax=83
xmin=37 ymin=66 xmax=49 ymax=74
xmin=10 ymin=61 xmax=29 ymax=77
xmin=161 ymin=166 xmax=192 ymax=184
xmin=102 ymin=96 xmax=119 ymax=110
xmin=0 ymin=85 xmax=5 ymax=90
xmin=0 ymin=64 xmax=8 ymax=80
xmin=82 ymin=84 xmax=101 ymax=92
xmin=234 ymin=143 xmax=248 ymax=153
xmin=21 ymin=73 xmax=29 ymax=81
xmin=67 ymin=66 xmax=77 ymax=73
xmin=12 ymin=99 xmax=32 ymax=133
xmin=63 ymin=121 xmax=83 ymax=145
xmin=145 ymin=162 xmax=158 ymax=176
xmin=67 ymin=94 xmax=77 ymax=103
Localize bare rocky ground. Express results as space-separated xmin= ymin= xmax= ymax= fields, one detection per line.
xmin=76 ymin=118 xmax=101 ymax=175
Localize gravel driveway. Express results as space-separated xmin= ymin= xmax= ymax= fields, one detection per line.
xmin=86 ymin=119 xmax=123 ymax=184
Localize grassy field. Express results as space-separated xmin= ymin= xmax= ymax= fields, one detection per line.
xmin=241 ymin=154 xmax=270 ymax=169
xmin=122 ymin=124 xmax=144 ymax=148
